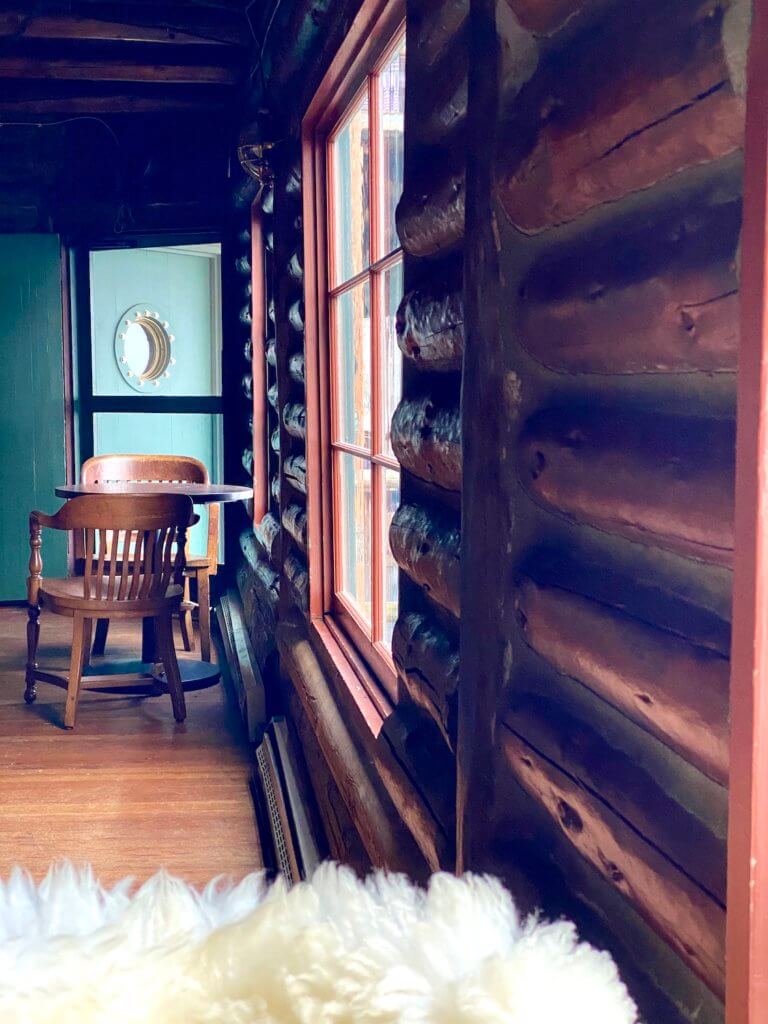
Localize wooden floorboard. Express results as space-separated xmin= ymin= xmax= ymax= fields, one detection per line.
xmin=0 ymin=605 xmax=263 ymax=885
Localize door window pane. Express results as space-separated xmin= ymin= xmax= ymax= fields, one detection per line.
xmin=377 ymin=39 xmax=406 ymax=257
xmin=331 ymin=93 xmax=370 ymax=285
xmin=89 ymin=245 xmax=222 ymax=398
xmin=333 ymin=280 xmax=371 ymax=449
xmin=93 ymin=411 xmax=223 ymax=560
xmin=336 ymin=452 xmax=372 ymax=623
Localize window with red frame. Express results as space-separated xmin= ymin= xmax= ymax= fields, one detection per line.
xmin=325 ymin=28 xmax=405 ymax=688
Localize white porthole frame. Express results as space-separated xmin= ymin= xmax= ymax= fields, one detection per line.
xmin=114 ymin=303 xmax=177 ymax=392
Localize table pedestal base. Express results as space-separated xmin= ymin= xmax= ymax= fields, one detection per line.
xmin=81 ymin=659 xmax=220 ymax=696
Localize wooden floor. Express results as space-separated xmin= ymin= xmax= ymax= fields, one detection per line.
xmin=0 ymin=605 xmax=262 ymax=885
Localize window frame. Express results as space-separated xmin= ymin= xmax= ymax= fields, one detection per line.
xmin=303 ymin=0 xmax=406 ymax=710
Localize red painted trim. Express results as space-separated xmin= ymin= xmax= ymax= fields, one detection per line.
xmin=250 ymin=200 xmax=268 ymax=525
xmin=303 ymin=4 xmax=404 ymax=701
xmin=727 ymin=4 xmax=768 ymax=1021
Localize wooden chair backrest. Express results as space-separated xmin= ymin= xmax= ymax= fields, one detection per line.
xmin=79 ymin=454 xmax=219 ymax=570
xmin=29 ymin=494 xmax=196 ymax=606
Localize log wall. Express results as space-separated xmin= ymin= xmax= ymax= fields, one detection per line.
xmin=452 ymin=0 xmax=747 ymax=1019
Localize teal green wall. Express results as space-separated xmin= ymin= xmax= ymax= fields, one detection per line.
xmin=0 ymin=235 xmax=67 ymax=601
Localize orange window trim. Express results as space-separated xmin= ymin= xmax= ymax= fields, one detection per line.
xmin=302 ymin=0 xmax=405 ymax=707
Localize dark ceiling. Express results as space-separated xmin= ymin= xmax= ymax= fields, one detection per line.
xmin=0 ymin=0 xmax=288 ymax=234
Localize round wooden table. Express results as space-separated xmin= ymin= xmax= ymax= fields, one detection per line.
xmin=55 ymin=480 xmax=253 ymax=696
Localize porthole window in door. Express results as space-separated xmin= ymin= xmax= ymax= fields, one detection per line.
xmin=115 ymin=305 xmax=175 ymax=391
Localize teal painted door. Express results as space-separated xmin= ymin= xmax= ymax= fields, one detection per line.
xmin=88 ymin=245 xmax=223 ymax=558
xmin=0 ymin=235 xmax=67 ymax=601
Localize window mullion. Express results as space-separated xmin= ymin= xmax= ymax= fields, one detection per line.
xmin=369 ymin=70 xmax=384 ymax=642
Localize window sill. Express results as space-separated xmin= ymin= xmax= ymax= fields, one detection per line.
xmin=309 ymin=614 xmax=394 ymax=737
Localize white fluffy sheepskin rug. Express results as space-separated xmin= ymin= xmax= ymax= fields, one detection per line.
xmin=0 ymin=861 xmax=638 ymax=1024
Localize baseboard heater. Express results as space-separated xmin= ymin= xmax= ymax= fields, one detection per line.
xmin=216 ymin=590 xmax=323 ymax=883
xmin=254 ymin=718 xmax=323 ymax=884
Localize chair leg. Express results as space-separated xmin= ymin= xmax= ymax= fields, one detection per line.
xmin=64 ymin=614 xmax=88 ymax=730
xmin=155 ymin=614 xmax=186 ymax=723
xmin=82 ymin=618 xmax=94 ymax=670
xmin=179 ymin=576 xmax=194 ymax=653
xmin=24 ymin=605 xmax=40 ymax=705
xmin=198 ymin=569 xmax=211 ymax=663
xmin=92 ymin=618 xmax=109 ymax=657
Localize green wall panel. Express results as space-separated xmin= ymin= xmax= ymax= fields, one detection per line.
xmin=0 ymin=235 xmax=67 ymax=601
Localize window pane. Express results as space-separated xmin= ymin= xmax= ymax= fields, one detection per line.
xmin=381 ymin=260 xmax=403 ymax=457
xmin=331 ymin=93 xmax=370 ymax=284
xmin=377 ymin=37 xmax=405 ymax=257
xmin=382 ymin=467 xmax=400 ymax=647
xmin=336 ymin=452 xmax=372 ymax=625
xmin=333 ymin=279 xmax=371 ymax=449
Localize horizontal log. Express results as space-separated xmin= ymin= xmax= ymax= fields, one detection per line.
xmin=505 ymin=692 xmax=725 ymax=901
xmin=284 ymin=454 xmax=307 ymax=494
xmin=413 ymin=0 xmax=468 ymax=67
xmin=518 ymin=406 xmax=735 ymax=565
xmin=241 ymin=373 xmax=252 ymax=399
xmin=516 ymin=578 xmax=729 ymax=785
xmin=270 ymin=426 xmax=280 ymax=453
xmin=397 ymin=157 xmax=465 ymax=257
xmin=271 ymin=475 xmax=281 ymax=502
xmin=287 ymin=250 xmax=303 ymax=281
xmin=288 ymin=298 xmax=304 ymax=332
xmin=243 ymin=338 xmax=251 ymax=364
xmin=241 ymin=447 xmax=253 ymax=478
xmin=288 ymin=350 xmax=305 ymax=384
xmin=255 ymin=512 xmax=281 ymax=566
xmin=411 ymin=11 xmax=536 ymax=145
xmin=267 ymin=382 xmax=278 ymax=409
xmin=494 ymin=835 xmax=723 ymax=1024
xmin=396 ymin=284 xmax=464 ymax=371
xmin=503 ymin=0 xmax=590 ymax=34
xmin=497 ymin=0 xmax=745 ymax=232
xmin=520 ymin=544 xmax=731 ymax=656
xmin=239 ymin=302 xmax=251 ymax=327
xmin=389 ymin=502 xmax=460 ymax=616
xmin=502 ymin=727 xmax=725 ymax=996
xmin=238 ymin=530 xmax=279 ymax=628
xmin=391 ymin=612 xmax=459 ymax=748
xmin=262 ymin=186 xmax=274 ymax=215
xmin=282 ymin=402 xmax=306 ymax=440
xmin=234 ymin=253 xmax=250 ymax=275
xmin=285 ymin=551 xmax=309 ymax=613
xmin=266 ymin=337 xmax=276 ymax=366
xmin=278 ymin=616 xmax=425 ymax=872
xmin=282 ymin=502 xmax=308 ymax=551
xmin=0 ymin=56 xmax=238 ymax=84
xmin=391 ymin=392 xmax=461 ymax=491
xmin=518 ymin=172 xmax=741 ymax=373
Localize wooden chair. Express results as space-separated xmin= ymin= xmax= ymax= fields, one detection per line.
xmin=80 ymin=455 xmax=219 ymax=662
xmin=25 ymin=493 xmax=196 ymax=728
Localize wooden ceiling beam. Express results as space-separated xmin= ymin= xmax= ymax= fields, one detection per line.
xmin=0 ymin=4 xmax=250 ymax=47
xmin=0 ymin=56 xmax=239 ymax=84
xmin=0 ymin=92 xmax=226 ymax=115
